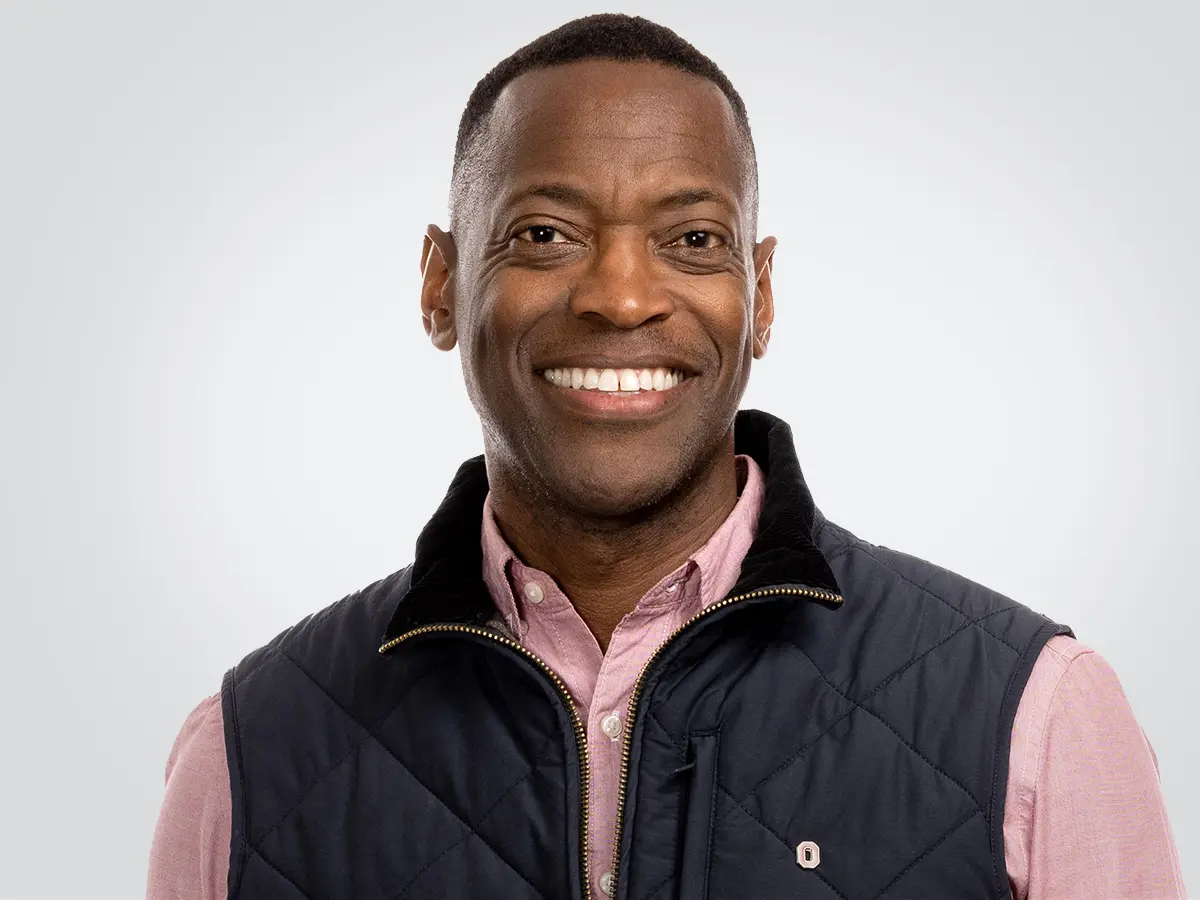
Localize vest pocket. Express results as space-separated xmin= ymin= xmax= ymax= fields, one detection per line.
xmin=678 ymin=730 xmax=721 ymax=900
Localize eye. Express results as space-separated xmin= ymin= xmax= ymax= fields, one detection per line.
xmin=672 ymin=230 xmax=724 ymax=249
xmin=514 ymin=225 xmax=568 ymax=244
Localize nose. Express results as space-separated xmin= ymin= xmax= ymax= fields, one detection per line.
xmin=568 ymin=230 xmax=675 ymax=328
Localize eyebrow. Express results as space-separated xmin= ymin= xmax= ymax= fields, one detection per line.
xmin=507 ymin=183 xmax=737 ymax=214
xmin=518 ymin=183 xmax=592 ymax=207
xmin=655 ymin=187 xmax=731 ymax=211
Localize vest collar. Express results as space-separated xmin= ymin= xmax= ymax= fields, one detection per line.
xmin=381 ymin=408 xmax=843 ymax=643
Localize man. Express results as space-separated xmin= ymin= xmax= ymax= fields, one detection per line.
xmin=147 ymin=14 xmax=1184 ymax=900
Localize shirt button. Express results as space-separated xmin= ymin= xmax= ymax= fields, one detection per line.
xmin=523 ymin=582 xmax=544 ymax=604
xmin=599 ymin=872 xmax=615 ymax=896
xmin=601 ymin=713 xmax=623 ymax=740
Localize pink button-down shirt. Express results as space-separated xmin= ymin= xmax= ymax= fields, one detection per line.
xmin=147 ymin=455 xmax=1186 ymax=899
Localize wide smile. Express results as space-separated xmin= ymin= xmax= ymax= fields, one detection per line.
xmin=534 ymin=365 xmax=696 ymax=419
xmin=539 ymin=365 xmax=689 ymax=393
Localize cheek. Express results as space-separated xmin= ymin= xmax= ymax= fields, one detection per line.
xmin=463 ymin=273 xmax=552 ymax=380
xmin=698 ymin=293 xmax=755 ymax=365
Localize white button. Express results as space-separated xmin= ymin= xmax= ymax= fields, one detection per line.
xmin=601 ymin=713 xmax=623 ymax=740
xmin=599 ymin=872 xmax=615 ymax=895
xmin=523 ymin=582 xmax=544 ymax=604
xmin=796 ymin=840 xmax=820 ymax=869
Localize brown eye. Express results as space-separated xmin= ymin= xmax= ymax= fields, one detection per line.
xmin=675 ymin=231 xmax=722 ymax=249
xmin=516 ymin=225 xmax=566 ymax=243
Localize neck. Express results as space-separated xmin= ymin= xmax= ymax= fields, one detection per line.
xmin=488 ymin=436 xmax=740 ymax=652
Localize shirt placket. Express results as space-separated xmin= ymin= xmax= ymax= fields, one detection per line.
xmin=585 ymin=588 xmax=690 ymax=897
xmin=586 ymin=651 xmax=635 ymax=897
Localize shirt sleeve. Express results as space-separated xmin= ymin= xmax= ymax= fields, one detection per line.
xmin=1004 ymin=635 xmax=1186 ymax=900
xmin=146 ymin=693 xmax=232 ymax=900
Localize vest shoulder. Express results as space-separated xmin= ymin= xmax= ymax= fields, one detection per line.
xmin=816 ymin=516 xmax=1066 ymax=636
xmin=226 ymin=563 xmax=413 ymax=687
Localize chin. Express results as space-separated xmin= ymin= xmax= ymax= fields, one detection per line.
xmin=531 ymin=442 xmax=697 ymax=521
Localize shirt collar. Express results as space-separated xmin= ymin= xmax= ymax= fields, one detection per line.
xmin=480 ymin=455 xmax=767 ymax=633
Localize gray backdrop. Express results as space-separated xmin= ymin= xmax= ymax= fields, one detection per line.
xmin=1 ymin=1 xmax=1194 ymax=896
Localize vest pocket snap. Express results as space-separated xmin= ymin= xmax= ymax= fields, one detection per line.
xmin=678 ymin=730 xmax=721 ymax=900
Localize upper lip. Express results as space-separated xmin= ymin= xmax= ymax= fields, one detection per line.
xmin=532 ymin=355 xmax=700 ymax=375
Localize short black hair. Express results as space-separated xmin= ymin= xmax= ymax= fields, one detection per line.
xmin=448 ymin=13 xmax=758 ymax=231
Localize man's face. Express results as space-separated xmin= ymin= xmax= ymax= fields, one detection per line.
xmin=423 ymin=59 xmax=775 ymax=519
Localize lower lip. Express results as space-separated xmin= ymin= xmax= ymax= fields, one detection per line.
xmin=535 ymin=374 xmax=695 ymax=419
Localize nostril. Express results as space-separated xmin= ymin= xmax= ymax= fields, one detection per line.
xmin=568 ymin=286 xmax=676 ymax=330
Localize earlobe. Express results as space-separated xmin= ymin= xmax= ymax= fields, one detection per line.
xmin=419 ymin=225 xmax=459 ymax=352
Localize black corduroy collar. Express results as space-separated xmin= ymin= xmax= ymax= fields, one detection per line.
xmin=381 ymin=408 xmax=842 ymax=643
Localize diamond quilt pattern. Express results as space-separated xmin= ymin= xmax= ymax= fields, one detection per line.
xmin=616 ymin=527 xmax=1066 ymax=900
xmin=226 ymin=608 xmax=576 ymax=900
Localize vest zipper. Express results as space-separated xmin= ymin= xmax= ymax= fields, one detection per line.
xmin=607 ymin=585 xmax=843 ymax=898
xmin=378 ymin=623 xmax=593 ymax=900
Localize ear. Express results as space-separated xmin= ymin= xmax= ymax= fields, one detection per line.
xmin=751 ymin=235 xmax=777 ymax=359
xmin=420 ymin=224 xmax=459 ymax=351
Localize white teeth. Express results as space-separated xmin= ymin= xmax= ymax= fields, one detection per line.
xmin=543 ymin=366 xmax=687 ymax=392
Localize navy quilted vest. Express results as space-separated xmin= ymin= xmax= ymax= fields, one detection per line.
xmin=221 ymin=410 xmax=1071 ymax=899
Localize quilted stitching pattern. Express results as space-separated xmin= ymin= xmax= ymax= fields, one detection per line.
xmin=229 ymin=631 xmax=569 ymax=900
xmin=619 ymin=536 xmax=1062 ymax=900
xmin=730 ymin=604 xmax=1020 ymax=813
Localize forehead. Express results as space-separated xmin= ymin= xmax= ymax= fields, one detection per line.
xmin=476 ymin=59 xmax=750 ymax=216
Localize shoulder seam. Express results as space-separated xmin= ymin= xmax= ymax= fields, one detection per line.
xmin=1043 ymin=637 xmax=1091 ymax=666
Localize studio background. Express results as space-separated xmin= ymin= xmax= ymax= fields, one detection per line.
xmin=0 ymin=1 xmax=1194 ymax=896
